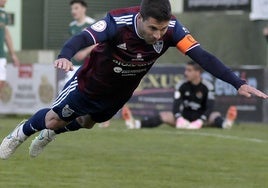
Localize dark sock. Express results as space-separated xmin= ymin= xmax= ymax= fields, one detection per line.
xmin=214 ymin=116 xmax=224 ymax=128
xmin=141 ymin=115 xmax=163 ymax=128
xmin=54 ymin=120 xmax=82 ymax=134
xmin=22 ymin=108 xmax=50 ymax=136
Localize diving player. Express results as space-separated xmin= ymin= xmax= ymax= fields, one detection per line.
xmin=122 ymin=61 xmax=238 ymax=130
xmin=0 ymin=0 xmax=267 ymax=159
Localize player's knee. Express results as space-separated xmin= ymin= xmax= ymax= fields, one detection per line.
xmin=76 ymin=115 xmax=95 ymax=129
xmin=82 ymin=123 xmax=94 ymax=129
xmin=45 ymin=119 xmax=65 ymax=130
xmin=45 ymin=110 xmax=67 ymax=130
xmin=160 ymin=111 xmax=175 ymax=125
xmin=209 ymin=112 xmax=221 ymax=123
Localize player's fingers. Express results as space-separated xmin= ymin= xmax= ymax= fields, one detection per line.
xmin=65 ymin=64 xmax=71 ymax=72
xmin=58 ymin=61 xmax=63 ymax=69
xmin=64 ymin=62 xmax=73 ymax=72
xmin=248 ymin=87 xmax=268 ymax=99
xmin=62 ymin=61 xmax=69 ymax=72
xmin=253 ymin=90 xmax=268 ymax=99
xmin=239 ymin=90 xmax=251 ymax=98
xmin=70 ymin=65 xmax=74 ymax=71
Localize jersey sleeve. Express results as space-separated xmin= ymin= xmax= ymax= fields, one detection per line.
xmin=83 ymin=13 xmax=117 ymax=44
xmin=172 ymin=81 xmax=185 ymax=118
xmin=172 ymin=19 xmax=200 ymax=54
xmin=58 ymin=13 xmax=117 ymax=60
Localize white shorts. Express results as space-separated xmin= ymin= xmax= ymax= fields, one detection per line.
xmin=0 ymin=58 xmax=7 ymax=81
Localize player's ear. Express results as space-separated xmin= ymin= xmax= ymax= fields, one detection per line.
xmin=137 ymin=13 xmax=144 ymax=22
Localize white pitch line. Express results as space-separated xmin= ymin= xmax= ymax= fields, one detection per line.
xmin=107 ymin=128 xmax=267 ymax=143
xmin=171 ymin=131 xmax=267 ymax=143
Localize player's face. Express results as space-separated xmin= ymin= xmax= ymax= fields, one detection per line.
xmin=0 ymin=0 xmax=7 ymax=7
xmin=184 ymin=65 xmax=201 ymax=82
xmin=137 ymin=14 xmax=169 ymax=44
xmin=71 ymin=3 xmax=86 ymax=21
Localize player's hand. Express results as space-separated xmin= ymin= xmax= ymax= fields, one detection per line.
xmin=189 ymin=119 xmax=203 ymax=130
xmin=176 ymin=117 xmax=190 ymax=129
xmin=11 ymin=54 xmax=20 ymax=67
xmin=238 ymin=84 xmax=268 ymax=99
xmin=54 ymin=58 xmax=74 ymax=72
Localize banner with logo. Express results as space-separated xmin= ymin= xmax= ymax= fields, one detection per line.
xmin=184 ymin=0 xmax=250 ymax=11
xmin=128 ymin=65 xmax=265 ymax=122
xmin=0 ymin=64 xmax=56 ymax=114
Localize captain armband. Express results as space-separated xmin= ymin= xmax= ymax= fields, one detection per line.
xmin=176 ymin=34 xmax=199 ymax=54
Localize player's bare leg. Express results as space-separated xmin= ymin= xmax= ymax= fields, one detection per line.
xmin=159 ymin=111 xmax=176 ymax=127
xmin=29 ymin=113 xmax=95 ymax=158
xmin=123 ymin=107 xmax=176 ymax=129
xmin=207 ymin=106 xmax=237 ymax=129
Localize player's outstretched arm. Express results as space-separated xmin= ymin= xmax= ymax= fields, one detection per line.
xmin=54 ymin=58 xmax=74 ymax=72
xmin=187 ymin=46 xmax=268 ymax=99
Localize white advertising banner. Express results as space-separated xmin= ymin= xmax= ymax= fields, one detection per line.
xmin=0 ymin=64 xmax=56 ymax=114
xmin=250 ymin=0 xmax=268 ymax=20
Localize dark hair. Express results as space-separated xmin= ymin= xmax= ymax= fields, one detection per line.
xmin=140 ymin=0 xmax=172 ymax=21
xmin=187 ymin=61 xmax=203 ymax=72
xmin=70 ymin=0 xmax=87 ymax=8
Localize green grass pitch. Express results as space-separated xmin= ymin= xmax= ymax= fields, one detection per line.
xmin=0 ymin=117 xmax=268 ymax=188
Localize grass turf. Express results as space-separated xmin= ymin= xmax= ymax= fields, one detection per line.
xmin=0 ymin=117 xmax=268 ymax=188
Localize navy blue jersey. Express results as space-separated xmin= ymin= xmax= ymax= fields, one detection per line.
xmin=77 ymin=6 xmax=199 ymax=100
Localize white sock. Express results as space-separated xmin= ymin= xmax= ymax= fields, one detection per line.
xmin=135 ymin=120 xmax=141 ymax=129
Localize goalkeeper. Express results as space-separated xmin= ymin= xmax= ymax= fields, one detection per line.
xmin=123 ymin=61 xmax=237 ymax=130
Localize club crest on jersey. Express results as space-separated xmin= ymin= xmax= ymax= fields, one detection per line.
xmin=153 ymin=40 xmax=164 ymax=54
xmin=62 ymin=104 xmax=74 ymax=118
xmin=196 ymin=91 xmax=203 ymax=99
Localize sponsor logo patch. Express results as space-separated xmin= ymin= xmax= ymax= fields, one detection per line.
xmin=114 ymin=67 xmax=123 ymax=73
xmin=117 ymin=43 xmax=127 ymax=50
xmin=91 ymin=20 xmax=107 ymax=32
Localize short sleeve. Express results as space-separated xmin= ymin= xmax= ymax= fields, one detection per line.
xmin=83 ymin=13 xmax=117 ymax=44
xmin=172 ymin=19 xmax=200 ymax=54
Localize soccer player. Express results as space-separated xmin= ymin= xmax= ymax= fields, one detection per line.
xmin=69 ymin=0 xmax=95 ymax=65
xmin=122 ymin=61 xmax=238 ymax=130
xmin=0 ymin=0 xmax=20 ymax=99
xmin=60 ymin=0 xmax=96 ymax=91
xmin=0 ymin=0 xmax=267 ymax=159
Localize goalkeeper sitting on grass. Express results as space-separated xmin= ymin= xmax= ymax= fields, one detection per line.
xmin=123 ymin=61 xmax=237 ymax=130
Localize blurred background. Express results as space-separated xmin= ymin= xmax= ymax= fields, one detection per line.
xmin=2 ymin=0 xmax=268 ymax=122
xmin=7 ymin=0 xmax=268 ymax=65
